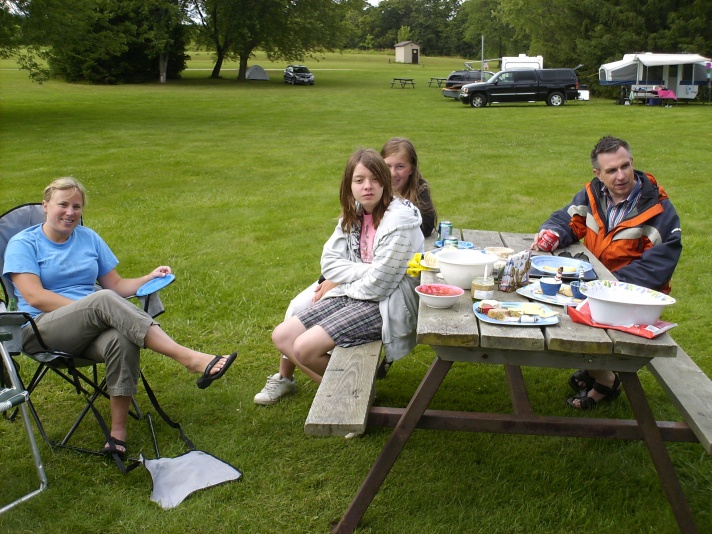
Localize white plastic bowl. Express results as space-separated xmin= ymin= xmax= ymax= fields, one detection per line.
xmin=415 ymin=284 xmax=464 ymax=309
xmin=436 ymin=249 xmax=499 ymax=289
xmin=580 ymin=280 xmax=676 ymax=326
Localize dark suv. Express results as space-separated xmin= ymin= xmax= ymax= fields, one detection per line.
xmin=458 ymin=68 xmax=579 ymax=107
xmin=284 ymin=65 xmax=314 ymax=85
xmin=442 ymin=69 xmax=494 ymax=99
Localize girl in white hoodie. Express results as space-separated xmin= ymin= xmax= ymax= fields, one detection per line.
xmin=267 ymin=148 xmax=424 ymax=397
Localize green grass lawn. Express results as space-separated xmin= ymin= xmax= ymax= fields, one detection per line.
xmin=1 ymin=50 xmax=710 ymax=533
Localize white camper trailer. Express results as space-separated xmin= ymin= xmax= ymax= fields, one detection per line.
xmin=599 ymin=53 xmax=711 ymax=100
xmin=501 ymin=54 xmax=543 ymax=71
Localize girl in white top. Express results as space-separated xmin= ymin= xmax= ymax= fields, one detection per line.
xmin=260 ymin=149 xmax=423 ymax=401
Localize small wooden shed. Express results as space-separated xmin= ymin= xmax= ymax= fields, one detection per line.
xmin=394 ymin=41 xmax=420 ymax=64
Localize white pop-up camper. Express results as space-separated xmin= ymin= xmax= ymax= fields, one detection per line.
xmin=599 ymin=53 xmax=711 ymax=100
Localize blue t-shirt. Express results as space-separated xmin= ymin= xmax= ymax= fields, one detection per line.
xmin=3 ymin=224 xmax=119 ymax=317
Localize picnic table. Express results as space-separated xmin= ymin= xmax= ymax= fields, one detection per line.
xmin=428 ymin=77 xmax=448 ymax=87
xmin=390 ymin=77 xmax=415 ymax=89
xmin=332 ymin=229 xmax=709 ymax=534
xmin=630 ymin=88 xmax=678 ymax=106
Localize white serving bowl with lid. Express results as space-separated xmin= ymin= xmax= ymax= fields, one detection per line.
xmin=436 ymin=249 xmax=499 ymax=289
xmin=580 ymin=280 xmax=676 ymax=326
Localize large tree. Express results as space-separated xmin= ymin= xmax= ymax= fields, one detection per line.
xmin=189 ymin=0 xmax=347 ymax=80
xmin=1 ymin=1 xmax=21 ymax=59
xmin=4 ymin=0 xmax=189 ymax=83
xmin=408 ymin=0 xmax=460 ymax=56
xmin=454 ymin=0 xmax=522 ymax=60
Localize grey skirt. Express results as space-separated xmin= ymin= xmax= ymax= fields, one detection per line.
xmin=296 ymin=296 xmax=382 ymax=347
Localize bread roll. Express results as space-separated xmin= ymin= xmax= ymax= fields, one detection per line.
xmin=487 ymin=307 xmax=509 ymax=320
xmin=423 ymin=251 xmax=440 ymax=268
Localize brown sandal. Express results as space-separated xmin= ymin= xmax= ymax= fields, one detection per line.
xmin=567 ymin=374 xmax=621 ymax=410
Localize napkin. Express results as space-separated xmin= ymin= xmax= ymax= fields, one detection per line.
xmin=498 ymin=250 xmax=532 ymax=292
xmin=406 ymin=253 xmax=426 ymax=278
xmin=567 ymin=301 xmax=677 ymax=338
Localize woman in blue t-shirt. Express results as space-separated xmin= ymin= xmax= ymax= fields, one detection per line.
xmin=3 ymin=177 xmax=237 ymax=457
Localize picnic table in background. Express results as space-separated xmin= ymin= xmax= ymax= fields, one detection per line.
xmin=428 ymin=77 xmax=448 ymax=87
xmin=630 ymin=87 xmax=678 ymax=106
xmin=390 ymin=77 xmax=415 ymax=88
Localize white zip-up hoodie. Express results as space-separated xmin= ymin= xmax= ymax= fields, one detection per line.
xmin=320 ymin=197 xmax=424 ymax=361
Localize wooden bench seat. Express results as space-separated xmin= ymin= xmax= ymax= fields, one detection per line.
xmin=647 ymin=347 xmax=712 ymax=454
xmin=305 ymin=340 xmax=383 ymax=437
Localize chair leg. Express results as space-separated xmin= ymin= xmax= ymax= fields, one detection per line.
xmin=0 ymin=345 xmax=48 ymax=514
xmin=13 ymin=359 xmax=191 ymax=474
xmin=0 ymin=402 xmax=49 ymax=514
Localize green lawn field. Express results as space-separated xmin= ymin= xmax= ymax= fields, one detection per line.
xmin=1 ymin=50 xmax=710 ymax=533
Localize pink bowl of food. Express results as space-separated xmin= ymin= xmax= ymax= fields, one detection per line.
xmin=415 ymin=284 xmax=464 ymax=309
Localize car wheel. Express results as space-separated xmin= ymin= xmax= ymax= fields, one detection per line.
xmin=547 ymin=92 xmax=565 ymax=106
xmin=290 ymin=78 xmax=296 ymax=85
xmin=470 ymin=94 xmax=486 ymax=108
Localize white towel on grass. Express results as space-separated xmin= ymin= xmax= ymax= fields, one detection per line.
xmin=142 ymin=450 xmax=241 ymax=509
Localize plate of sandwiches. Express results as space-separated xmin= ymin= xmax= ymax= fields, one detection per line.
xmin=473 ymin=300 xmax=559 ymax=326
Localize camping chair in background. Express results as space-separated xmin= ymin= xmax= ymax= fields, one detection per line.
xmin=0 ymin=203 xmax=194 ymax=474
xmin=0 ymin=306 xmax=48 ymax=514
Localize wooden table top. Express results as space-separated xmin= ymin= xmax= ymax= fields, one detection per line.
xmin=417 ymin=230 xmax=678 ymax=370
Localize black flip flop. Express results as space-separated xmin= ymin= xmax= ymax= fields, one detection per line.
xmin=566 ymin=374 xmax=621 ymax=410
xmin=197 ymin=351 xmax=237 ymax=389
xmin=100 ymin=437 xmax=127 ymax=459
xmin=568 ymin=369 xmax=596 ymax=393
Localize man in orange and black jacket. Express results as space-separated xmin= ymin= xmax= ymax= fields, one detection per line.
xmin=531 ymin=135 xmax=682 ymax=409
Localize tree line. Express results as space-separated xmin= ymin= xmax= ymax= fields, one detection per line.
xmin=2 ymin=0 xmax=710 ymax=86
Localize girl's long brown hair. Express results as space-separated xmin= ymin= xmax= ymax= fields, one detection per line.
xmin=340 ymin=148 xmax=393 ymax=233
xmin=380 ymin=137 xmax=436 ymax=222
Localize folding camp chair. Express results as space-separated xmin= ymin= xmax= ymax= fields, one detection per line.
xmin=0 ymin=305 xmax=48 ymax=514
xmin=0 ymin=203 xmax=194 ymax=474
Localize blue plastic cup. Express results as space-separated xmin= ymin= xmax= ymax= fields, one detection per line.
xmin=570 ymin=281 xmax=585 ymax=299
xmin=539 ymin=277 xmax=561 ymax=296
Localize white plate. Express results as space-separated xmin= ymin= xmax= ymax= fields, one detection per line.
xmin=420 ymin=248 xmax=443 ymax=271
xmin=516 ymin=281 xmax=583 ymax=307
xmin=472 ymin=302 xmax=560 ymax=326
xmin=531 ymin=255 xmax=593 ymax=276
xmin=420 ymin=260 xmax=440 ymax=272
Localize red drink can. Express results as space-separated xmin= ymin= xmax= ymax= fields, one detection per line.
xmin=537 ymin=229 xmax=560 ymax=252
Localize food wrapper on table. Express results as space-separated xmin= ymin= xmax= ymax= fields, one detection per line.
xmin=498 ymin=250 xmax=531 ymax=292
xmin=567 ymin=300 xmax=677 ymax=338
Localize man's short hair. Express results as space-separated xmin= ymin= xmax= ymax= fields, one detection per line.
xmin=590 ymin=136 xmax=632 ymax=169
